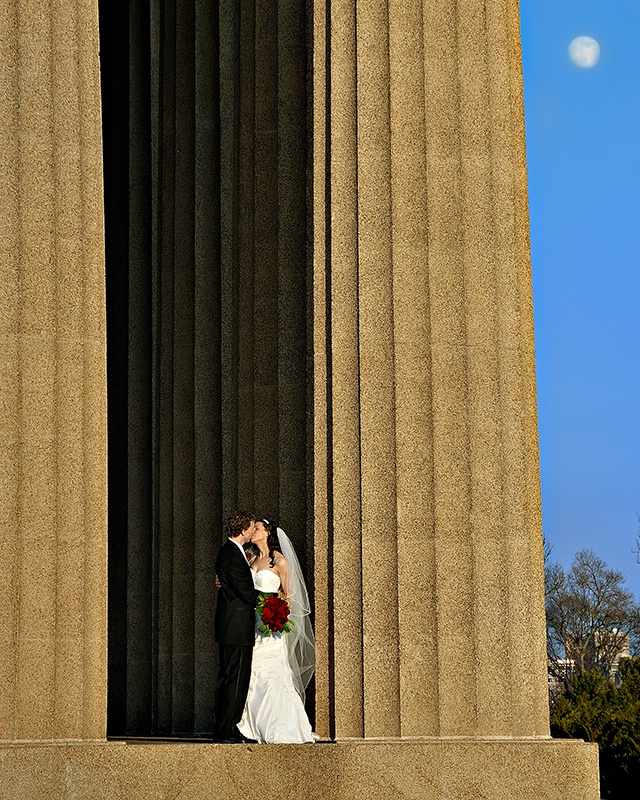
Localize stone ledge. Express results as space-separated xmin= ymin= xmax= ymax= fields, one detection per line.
xmin=0 ymin=738 xmax=599 ymax=800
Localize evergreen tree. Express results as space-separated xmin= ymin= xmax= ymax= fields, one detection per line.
xmin=550 ymin=658 xmax=640 ymax=798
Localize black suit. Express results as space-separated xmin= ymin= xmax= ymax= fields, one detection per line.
xmin=213 ymin=537 xmax=260 ymax=740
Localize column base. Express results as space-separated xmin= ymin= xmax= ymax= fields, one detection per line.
xmin=0 ymin=737 xmax=599 ymax=799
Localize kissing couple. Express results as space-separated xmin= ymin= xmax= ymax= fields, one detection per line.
xmin=212 ymin=510 xmax=315 ymax=744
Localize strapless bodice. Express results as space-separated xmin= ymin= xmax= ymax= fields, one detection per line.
xmin=252 ymin=569 xmax=281 ymax=593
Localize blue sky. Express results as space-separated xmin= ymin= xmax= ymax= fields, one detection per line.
xmin=519 ymin=1 xmax=640 ymax=598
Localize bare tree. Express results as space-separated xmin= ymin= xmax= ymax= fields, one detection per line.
xmin=545 ymin=548 xmax=640 ymax=695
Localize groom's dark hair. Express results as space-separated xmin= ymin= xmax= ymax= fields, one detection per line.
xmin=225 ymin=510 xmax=255 ymax=539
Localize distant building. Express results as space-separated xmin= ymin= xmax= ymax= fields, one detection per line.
xmin=549 ymin=631 xmax=631 ymax=698
xmin=601 ymin=631 xmax=630 ymax=685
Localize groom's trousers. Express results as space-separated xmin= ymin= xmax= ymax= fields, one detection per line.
xmin=214 ymin=643 xmax=253 ymax=739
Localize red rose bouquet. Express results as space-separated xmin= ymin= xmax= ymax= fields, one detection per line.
xmin=256 ymin=593 xmax=292 ymax=637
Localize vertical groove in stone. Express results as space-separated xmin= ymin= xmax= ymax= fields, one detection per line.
xmin=127 ymin=0 xmax=153 ymax=736
xmin=78 ymin=0 xmax=107 ymax=739
xmin=155 ymin=0 xmax=177 ymax=734
xmin=17 ymin=1 xmax=57 ymax=741
xmin=103 ymin=0 xmax=130 ymax=736
xmin=236 ymin=0 xmax=256 ymax=507
xmin=328 ymin=0 xmax=364 ymax=739
xmin=277 ymin=0 xmax=308 ymax=549
xmin=456 ymin=0 xmax=511 ymax=737
xmin=423 ymin=0 xmax=477 ymax=737
xmin=388 ymin=0 xmax=439 ymax=737
xmin=253 ymin=0 xmax=279 ymax=516
xmin=310 ymin=0 xmax=331 ymax=740
xmin=483 ymin=4 xmax=524 ymax=735
xmin=149 ymin=0 xmax=161 ymax=732
xmin=193 ymin=0 xmax=221 ymax=736
xmin=171 ymin=0 xmax=196 ymax=735
xmin=0 ymin=0 xmax=21 ymax=740
xmin=0 ymin=0 xmax=106 ymax=740
xmin=219 ymin=0 xmax=239 ymax=519
xmin=52 ymin=0 xmax=86 ymax=739
xmin=16 ymin=0 xmax=58 ymax=741
xmin=355 ymin=0 xmax=400 ymax=738
xmin=493 ymin=0 xmax=549 ymax=736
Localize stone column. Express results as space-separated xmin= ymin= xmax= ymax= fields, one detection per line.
xmin=313 ymin=0 xmax=550 ymax=740
xmin=0 ymin=0 xmax=106 ymax=740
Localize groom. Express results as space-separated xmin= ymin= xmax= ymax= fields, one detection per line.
xmin=213 ymin=509 xmax=260 ymax=743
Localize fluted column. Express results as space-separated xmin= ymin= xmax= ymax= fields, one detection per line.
xmin=313 ymin=0 xmax=549 ymax=740
xmin=0 ymin=0 xmax=106 ymax=740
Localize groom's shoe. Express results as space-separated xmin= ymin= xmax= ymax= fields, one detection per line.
xmin=232 ymin=726 xmax=258 ymax=744
xmin=216 ymin=729 xmax=258 ymax=744
xmin=218 ymin=735 xmax=258 ymax=744
xmin=235 ymin=733 xmax=258 ymax=744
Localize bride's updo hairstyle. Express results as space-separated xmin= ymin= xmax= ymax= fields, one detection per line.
xmin=260 ymin=519 xmax=282 ymax=568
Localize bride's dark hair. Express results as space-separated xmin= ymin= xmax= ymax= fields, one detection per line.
xmin=260 ymin=519 xmax=282 ymax=568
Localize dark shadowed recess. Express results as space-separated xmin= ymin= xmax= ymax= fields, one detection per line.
xmin=100 ymin=0 xmax=311 ymax=737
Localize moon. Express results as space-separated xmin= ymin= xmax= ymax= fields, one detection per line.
xmin=569 ymin=36 xmax=600 ymax=68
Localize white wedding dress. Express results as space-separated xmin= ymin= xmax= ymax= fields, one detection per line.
xmin=237 ymin=569 xmax=314 ymax=743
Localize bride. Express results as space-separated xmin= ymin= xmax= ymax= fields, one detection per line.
xmin=237 ymin=519 xmax=315 ymax=743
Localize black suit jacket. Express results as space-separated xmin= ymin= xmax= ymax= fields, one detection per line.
xmin=214 ymin=538 xmax=260 ymax=646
